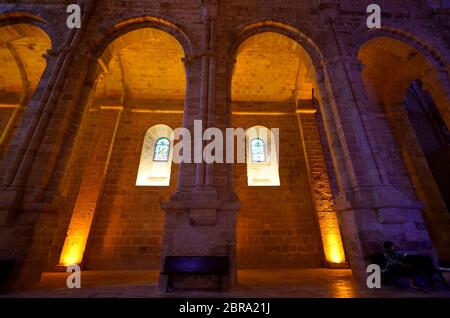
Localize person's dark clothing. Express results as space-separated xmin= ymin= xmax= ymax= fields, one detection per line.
xmin=383 ymin=248 xmax=415 ymax=278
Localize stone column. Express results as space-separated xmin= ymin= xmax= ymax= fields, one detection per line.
xmin=422 ymin=68 xmax=450 ymax=130
xmin=0 ymin=0 xmax=97 ymax=228
xmin=0 ymin=50 xmax=103 ymax=289
xmin=0 ymin=51 xmax=61 ymax=226
xmin=175 ymin=58 xmax=195 ymax=191
xmin=159 ymin=0 xmax=240 ymax=290
xmin=386 ymin=101 xmax=450 ymax=262
xmin=319 ymin=54 xmax=437 ymax=281
xmin=0 ymin=0 xmax=99 ymax=286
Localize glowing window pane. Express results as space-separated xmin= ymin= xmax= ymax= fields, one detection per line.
xmin=153 ymin=137 xmax=170 ymax=162
xmin=251 ymin=138 xmax=266 ymax=163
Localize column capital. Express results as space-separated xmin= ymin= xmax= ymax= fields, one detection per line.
xmin=183 ymin=51 xmax=215 ymax=64
xmin=44 ymin=46 xmax=96 ymax=63
xmin=335 ymin=186 xmax=423 ymax=216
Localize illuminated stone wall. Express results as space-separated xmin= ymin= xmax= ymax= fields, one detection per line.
xmin=83 ymin=111 xmax=182 ymax=270
xmin=0 ymin=0 xmax=449 ymax=290
xmin=234 ymin=111 xmax=324 ymax=268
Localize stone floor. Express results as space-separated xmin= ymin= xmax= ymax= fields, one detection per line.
xmin=2 ymin=269 xmax=450 ymax=298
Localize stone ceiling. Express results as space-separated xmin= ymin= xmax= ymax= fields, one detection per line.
xmin=232 ymin=31 xmax=315 ymax=103
xmin=0 ymin=24 xmax=50 ymax=105
xmin=359 ymin=36 xmax=436 ymax=105
xmin=94 ymin=28 xmax=186 ymax=107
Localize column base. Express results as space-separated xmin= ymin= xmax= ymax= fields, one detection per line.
xmin=159 ymin=189 xmax=240 ymax=291
xmin=335 ymin=187 xmax=438 ymax=284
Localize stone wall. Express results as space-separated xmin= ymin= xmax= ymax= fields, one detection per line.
xmin=83 ymin=111 xmax=183 ymax=270
xmin=233 ymin=112 xmax=324 ymax=268
xmin=0 ymin=0 xmax=449 ymax=290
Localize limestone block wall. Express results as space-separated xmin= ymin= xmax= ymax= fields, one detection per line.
xmin=233 ymin=111 xmax=324 ymax=268
xmin=82 ymin=111 xmax=183 ymax=270
xmin=298 ymin=110 xmax=346 ymax=265
xmin=0 ymin=0 xmax=448 ymax=289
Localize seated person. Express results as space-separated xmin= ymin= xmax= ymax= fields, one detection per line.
xmin=383 ymin=241 xmax=422 ymax=290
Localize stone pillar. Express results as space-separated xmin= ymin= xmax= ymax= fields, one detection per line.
xmin=0 ymin=0 xmax=97 ymax=228
xmin=422 ymin=68 xmax=450 ymax=130
xmin=386 ymin=101 xmax=450 ymax=262
xmin=319 ymin=55 xmax=437 ymax=282
xmin=0 ymin=0 xmax=98 ymax=288
xmin=159 ymin=0 xmax=240 ymax=290
xmin=0 ymin=47 xmax=65 ymax=290
xmin=0 ymin=52 xmax=61 ymax=226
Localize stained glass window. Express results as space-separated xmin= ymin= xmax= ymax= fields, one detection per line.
xmin=153 ymin=137 xmax=170 ymax=162
xmin=250 ymin=138 xmax=266 ymax=163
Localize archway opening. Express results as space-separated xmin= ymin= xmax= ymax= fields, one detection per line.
xmin=404 ymin=81 xmax=450 ymax=214
xmin=359 ymin=35 xmax=450 ymax=262
xmin=232 ymin=31 xmax=345 ymax=270
xmin=57 ymin=26 xmax=186 ymax=270
xmin=0 ymin=23 xmax=51 ymax=158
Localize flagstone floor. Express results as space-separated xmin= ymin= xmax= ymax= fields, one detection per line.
xmin=2 ymin=269 xmax=449 ymax=298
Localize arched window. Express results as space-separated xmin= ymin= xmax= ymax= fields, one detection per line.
xmin=250 ymin=138 xmax=266 ymax=162
xmin=153 ymin=137 xmax=171 ymax=162
xmin=246 ymin=126 xmax=280 ymax=186
xmin=136 ymin=125 xmax=173 ymax=186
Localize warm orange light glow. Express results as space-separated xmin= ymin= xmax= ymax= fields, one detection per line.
xmin=58 ymin=196 xmax=96 ymax=266
xmin=59 ymin=235 xmax=88 ymax=266
xmin=318 ymin=214 xmax=346 ymax=264
xmin=323 ymin=233 xmax=346 ymax=264
xmin=57 ymin=110 xmax=120 ymax=267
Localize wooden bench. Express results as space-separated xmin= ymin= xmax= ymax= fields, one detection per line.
xmin=161 ymin=256 xmax=229 ymax=292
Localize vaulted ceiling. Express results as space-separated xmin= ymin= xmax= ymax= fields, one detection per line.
xmin=232 ymin=32 xmax=315 ymax=102
xmin=0 ymin=23 xmax=50 ymax=105
xmin=93 ymin=28 xmax=186 ymax=107
xmin=359 ymin=36 xmax=437 ymax=105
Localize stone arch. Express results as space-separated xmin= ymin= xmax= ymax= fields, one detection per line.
xmin=0 ymin=16 xmax=52 ymax=158
xmin=56 ymin=18 xmax=187 ymax=271
xmin=0 ymin=14 xmax=53 ymax=99
xmin=228 ymin=21 xmax=324 ymax=79
xmin=62 ymin=16 xmax=192 ymax=114
xmin=72 ymin=16 xmax=193 ymax=112
xmin=358 ymin=33 xmax=450 ymax=263
xmin=226 ymin=22 xmax=331 ymax=132
xmin=230 ymin=25 xmax=346 ymax=269
xmin=230 ymin=20 xmax=324 ymax=60
xmin=90 ymin=16 xmax=193 ymax=62
xmin=353 ymin=26 xmax=449 ymax=69
xmin=0 ymin=12 xmax=51 ymax=35
xmin=358 ymin=32 xmax=450 ymax=130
